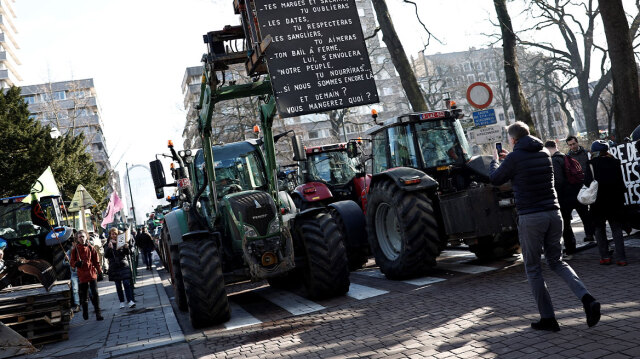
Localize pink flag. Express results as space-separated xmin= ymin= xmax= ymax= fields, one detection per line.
xmin=101 ymin=191 xmax=124 ymax=228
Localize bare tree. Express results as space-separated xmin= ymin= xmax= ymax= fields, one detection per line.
xmin=493 ymin=0 xmax=536 ymax=135
xmin=370 ymin=0 xmax=428 ymax=112
xmin=518 ymin=0 xmax=640 ymax=138
xmin=598 ymin=0 xmax=640 ymax=140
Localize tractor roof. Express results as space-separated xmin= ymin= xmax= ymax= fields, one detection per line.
xmin=305 ymin=143 xmax=347 ymax=154
xmin=365 ymin=108 xmax=463 ymax=136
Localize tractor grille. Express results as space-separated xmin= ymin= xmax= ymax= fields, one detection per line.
xmin=228 ymin=192 xmax=277 ymax=236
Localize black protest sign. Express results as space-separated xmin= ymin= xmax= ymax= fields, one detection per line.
xmin=254 ymin=0 xmax=379 ymax=118
xmin=610 ymin=141 xmax=640 ymax=205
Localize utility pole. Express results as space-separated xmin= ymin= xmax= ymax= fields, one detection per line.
xmin=126 ymin=163 xmax=137 ymax=227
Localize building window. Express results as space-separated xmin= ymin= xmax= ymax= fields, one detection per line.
xmin=24 ymin=95 xmax=36 ymax=104
xmin=467 ymin=74 xmax=476 ymax=83
xmin=463 ymin=62 xmax=471 ymax=72
xmin=509 ymin=111 xmax=515 ymax=119
xmin=489 ymin=72 xmax=497 ymax=82
xmin=308 ymin=130 xmax=319 ymax=139
xmin=478 ymin=73 xmax=486 ymax=82
xmin=499 ymin=113 xmax=505 ymax=123
xmin=53 ymin=91 xmax=66 ymax=100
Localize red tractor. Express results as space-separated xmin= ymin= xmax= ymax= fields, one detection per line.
xmin=290 ymin=141 xmax=370 ymax=270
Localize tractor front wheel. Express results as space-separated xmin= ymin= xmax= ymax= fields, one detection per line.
xmin=366 ymin=179 xmax=441 ymax=279
xmin=295 ymin=212 xmax=350 ymax=299
xmin=179 ymin=240 xmax=230 ymax=328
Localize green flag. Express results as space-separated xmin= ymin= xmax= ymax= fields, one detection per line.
xmin=21 ymin=166 xmax=61 ymax=204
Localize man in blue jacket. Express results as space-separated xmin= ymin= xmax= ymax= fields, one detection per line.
xmin=489 ymin=121 xmax=600 ymax=332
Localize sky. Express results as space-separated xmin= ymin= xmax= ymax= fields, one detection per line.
xmin=12 ymin=0 xmax=620 ymax=220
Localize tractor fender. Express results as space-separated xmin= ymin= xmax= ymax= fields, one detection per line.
xmin=328 ymin=200 xmax=368 ymax=249
xmin=293 ymin=182 xmax=333 ymax=204
xmin=164 ymin=209 xmax=189 ymax=246
xmin=44 ymin=226 xmax=73 ymax=246
xmin=352 ymin=175 xmax=371 ymax=211
xmin=371 ymin=167 xmax=438 ymax=193
xmin=294 ymin=206 xmax=325 ymax=220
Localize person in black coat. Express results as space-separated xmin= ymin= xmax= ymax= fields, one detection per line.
xmin=490 ymin=121 xmax=600 ymax=332
xmin=584 ymin=140 xmax=628 ymax=266
xmin=104 ymin=228 xmax=136 ymax=308
xmin=545 ymin=140 xmax=578 ymax=256
xmin=135 ymin=227 xmax=154 ymax=271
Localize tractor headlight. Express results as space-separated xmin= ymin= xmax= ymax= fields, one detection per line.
xmin=268 ymin=220 xmax=280 ymax=234
xmin=243 ymin=225 xmax=258 ymax=238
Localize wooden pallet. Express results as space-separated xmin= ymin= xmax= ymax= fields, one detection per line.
xmin=0 ymin=281 xmax=72 ymax=345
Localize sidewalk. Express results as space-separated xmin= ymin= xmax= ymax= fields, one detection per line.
xmin=19 ymin=259 xmax=184 ymax=359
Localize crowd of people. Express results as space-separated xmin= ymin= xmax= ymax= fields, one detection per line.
xmin=63 ymin=225 xmax=158 ymax=321
xmin=489 ymin=121 xmax=632 ymax=332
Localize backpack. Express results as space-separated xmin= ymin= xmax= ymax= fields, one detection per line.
xmin=564 ymin=155 xmax=584 ymax=184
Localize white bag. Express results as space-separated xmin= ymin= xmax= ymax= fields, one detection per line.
xmin=577 ymin=164 xmax=598 ymax=205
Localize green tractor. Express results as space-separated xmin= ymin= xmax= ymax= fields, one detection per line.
xmin=149 ymin=27 xmax=350 ymax=328
xmin=347 ymin=101 xmax=519 ymax=279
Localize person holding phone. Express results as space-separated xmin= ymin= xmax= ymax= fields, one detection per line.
xmin=489 ymin=121 xmax=600 ymax=332
xmin=104 ymin=228 xmax=135 ymax=309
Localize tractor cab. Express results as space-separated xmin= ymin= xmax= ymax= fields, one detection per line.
xmin=303 ymin=144 xmax=358 ymax=186
xmin=192 ymin=141 xmax=268 ymax=201
xmin=366 ymin=108 xmax=497 ymax=194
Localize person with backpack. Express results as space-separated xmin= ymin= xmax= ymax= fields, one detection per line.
xmin=545 ymin=140 xmax=583 ymax=257
xmin=566 ymin=136 xmax=595 ymax=242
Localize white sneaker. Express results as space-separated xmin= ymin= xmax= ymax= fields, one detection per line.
xmin=128 ymin=300 xmax=136 ymax=308
xmin=119 ymin=302 xmax=125 ymax=309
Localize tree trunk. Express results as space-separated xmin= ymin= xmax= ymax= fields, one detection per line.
xmin=493 ymin=0 xmax=536 ymax=136
xmin=598 ymin=0 xmax=640 ymax=141
xmin=371 ymin=0 xmax=428 ymax=112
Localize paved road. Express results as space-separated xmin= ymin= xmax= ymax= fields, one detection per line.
xmin=22 ymin=221 xmax=640 ymax=359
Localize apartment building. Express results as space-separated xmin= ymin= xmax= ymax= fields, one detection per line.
xmin=414 ymin=47 xmax=570 ymax=140
xmin=21 ymin=79 xmax=112 ymax=175
xmin=0 ymin=0 xmax=21 ymax=88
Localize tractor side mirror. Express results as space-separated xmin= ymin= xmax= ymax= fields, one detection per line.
xmin=346 ymin=142 xmax=359 ymax=158
xmin=149 ymin=160 xmax=167 ymax=189
xmin=292 ymin=135 xmax=307 ymax=161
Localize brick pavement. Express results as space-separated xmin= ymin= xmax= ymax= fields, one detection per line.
xmin=180 ymin=240 xmax=639 ymax=359
xmin=17 ymin=256 xmax=184 ymax=359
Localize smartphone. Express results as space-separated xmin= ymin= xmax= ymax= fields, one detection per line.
xmin=495 ymin=142 xmax=503 ymax=154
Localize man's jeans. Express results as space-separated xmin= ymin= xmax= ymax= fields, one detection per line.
xmin=518 ymin=210 xmax=589 ymax=318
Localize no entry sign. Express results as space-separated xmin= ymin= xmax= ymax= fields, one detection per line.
xmin=466 ymin=82 xmax=493 ymax=109
xmin=255 ymin=0 xmax=379 ymax=118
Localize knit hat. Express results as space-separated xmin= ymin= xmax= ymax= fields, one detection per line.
xmin=591 ymin=140 xmax=609 ymax=153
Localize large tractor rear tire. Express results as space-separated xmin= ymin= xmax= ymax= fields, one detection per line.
xmin=295 ymin=212 xmax=350 ymax=299
xmin=51 ymin=242 xmax=71 ymax=280
xmin=179 ymin=240 xmax=230 ymax=328
xmin=470 ymin=232 xmax=520 ymax=261
xmin=366 ymin=179 xmax=440 ymax=279
xmin=169 ymin=245 xmax=187 ymax=311
xmin=329 ymin=207 xmax=369 ymax=271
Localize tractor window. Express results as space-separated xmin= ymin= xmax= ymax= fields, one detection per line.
xmin=372 ymin=131 xmax=389 ymax=173
xmin=388 ymin=125 xmax=418 ymax=168
xmin=415 ymin=119 xmax=469 ymax=168
xmin=306 ymin=151 xmax=357 ymax=185
xmin=213 ymin=146 xmax=267 ymax=197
